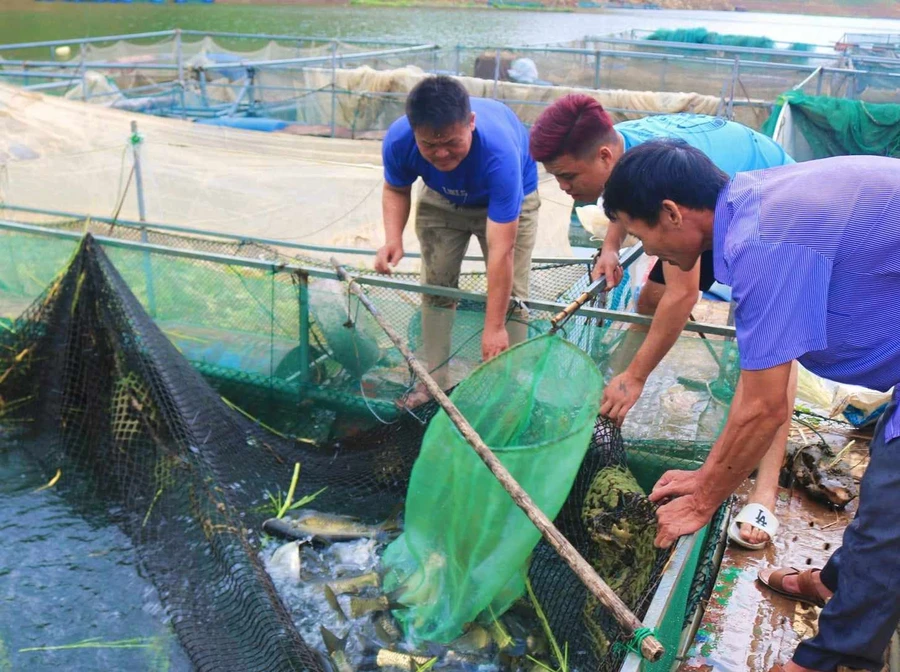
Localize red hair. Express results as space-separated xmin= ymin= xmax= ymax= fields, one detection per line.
xmin=529 ymin=94 xmax=615 ymax=162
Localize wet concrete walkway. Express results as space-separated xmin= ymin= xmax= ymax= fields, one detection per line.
xmin=680 ymin=481 xmax=853 ymax=672
xmin=677 ymin=419 xmax=884 ymax=672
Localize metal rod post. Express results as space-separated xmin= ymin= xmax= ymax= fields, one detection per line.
xmin=297 ymin=273 xmax=311 ymax=385
xmin=793 ymin=65 xmax=823 ymax=91
xmin=455 ymin=45 xmax=461 ymax=76
xmin=130 ymin=121 xmax=147 ymax=223
xmin=816 ymin=66 xmax=825 ymax=96
xmin=492 ymin=50 xmax=501 ymax=99
xmin=330 ymin=42 xmax=338 ymax=138
xmin=130 ymin=121 xmax=156 ymax=318
xmin=331 ymin=257 xmax=665 ymax=663
xmin=726 ymin=56 xmax=739 ymax=120
xmin=175 ymin=28 xmax=186 ymax=119
xmin=79 ymin=42 xmax=87 ymax=102
xmin=199 ymin=68 xmax=209 ymax=106
xmin=247 ymin=67 xmax=257 ymax=116
xmin=593 ymin=50 xmax=601 ymax=89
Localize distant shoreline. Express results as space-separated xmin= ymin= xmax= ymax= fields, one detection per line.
xmin=217 ymin=0 xmax=900 ymax=20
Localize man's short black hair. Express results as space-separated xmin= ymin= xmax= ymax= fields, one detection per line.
xmin=602 ymin=139 xmax=729 ymax=226
xmin=406 ymin=76 xmax=471 ymax=131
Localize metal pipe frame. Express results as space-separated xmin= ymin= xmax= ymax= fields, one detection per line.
xmin=0 ymin=30 xmax=177 ymax=52
xmin=198 ymin=44 xmax=439 ymax=71
xmin=0 ymin=218 xmax=735 ymax=338
xmin=16 ymin=28 xmax=892 ymax=66
xmin=236 ymin=85 xmax=770 ymax=119
xmin=0 ymin=70 xmax=82 ymax=80
xmin=177 ymin=30 xmax=424 ymax=48
xmin=0 ymin=60 xmax=182 ymax=71
xmin=0 ymin=203 xmax=585 ymax=266
xmin=455 ymin=44 xmax=900 ymax=80
xmin=8 ymin=44 xmax=885 ymax=81
xmin=21 ymin=80 xmax=76 ymax=92
xmin=0 ymin=46 xmax=436 ymax=73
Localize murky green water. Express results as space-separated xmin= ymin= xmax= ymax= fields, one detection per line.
xmin=1 ymin=2 xmax=898 ymax=48
xmin=0 ymin=444 xmax=192 ymax=671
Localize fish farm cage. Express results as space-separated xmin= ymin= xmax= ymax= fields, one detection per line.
xmin=2 ymin=29 xmax=899 ymax=139
xmin=0 ymin=200 xmax=738 ymax=672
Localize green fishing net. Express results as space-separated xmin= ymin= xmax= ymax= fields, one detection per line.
xmin=762 ymin=90 xmax=900 ymax=158
xmin=381 ymin=333 xmax=603 ymax=643
xmin=308 ymin=278 xmax=384 ymax=380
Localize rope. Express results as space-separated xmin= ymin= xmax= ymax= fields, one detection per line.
xmin=612 ymin=627 xmax=658 ymax=656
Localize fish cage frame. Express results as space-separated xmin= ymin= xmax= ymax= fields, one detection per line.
xmin=0 ymin=203 xmax=737 ymax=670
xmin=5 ymin=29 xmax=900 ymax=133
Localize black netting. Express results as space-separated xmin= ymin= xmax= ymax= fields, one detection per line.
xmin=528 ymin=418 xmax=671 ymax=672
xmin=682 ymin=498 xmax=731 ymax=631
xmin=0 ymin=237 xmax=424 ymax=671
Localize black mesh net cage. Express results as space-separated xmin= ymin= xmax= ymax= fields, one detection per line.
xmin=0 ymin=236 xmax=674 ymax=672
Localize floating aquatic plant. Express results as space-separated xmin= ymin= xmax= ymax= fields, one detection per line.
xmin=262 ymin=462 xmax=327 ymax=519
xmin=525 ymin=574 xmax=569 ymax=672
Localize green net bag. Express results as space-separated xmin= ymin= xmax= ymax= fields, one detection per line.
xmin=308 ymin=278 xmax=384 ymax=379
xmin=382 ymin=333 xmax=603 ymax=643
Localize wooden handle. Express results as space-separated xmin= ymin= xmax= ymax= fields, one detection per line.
xmin=550 ymin=285 xmax=605 ymax=329
xmin=330 ymin=258 xmax=665 ymax=663
xmin=550 ymin=242 xmax=644 ymax=331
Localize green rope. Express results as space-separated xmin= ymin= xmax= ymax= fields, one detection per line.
xmin=612 ymin=627 xmax=657 ymax=656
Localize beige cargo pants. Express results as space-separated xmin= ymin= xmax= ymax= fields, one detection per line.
xmin=413 ymin=185 xmax=540 ymax=387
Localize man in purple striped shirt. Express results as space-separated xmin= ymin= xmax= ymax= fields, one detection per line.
xmin=601 ymin=140 xmax=900 ymax=672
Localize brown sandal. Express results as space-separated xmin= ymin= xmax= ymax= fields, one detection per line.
xmin=757 ymin=566 xmax=828 ymax=608
xmin=768 ymin=662 xmax=867 ymax=671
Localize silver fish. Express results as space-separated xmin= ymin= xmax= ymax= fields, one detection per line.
xmin=263 ymin=508 xmax=401 ymax=542
xmin=320 ymin=626 xmax=354 ymax=672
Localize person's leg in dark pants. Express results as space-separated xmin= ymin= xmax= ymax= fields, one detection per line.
xmin=791 ymin=402 xmax=900 ymax=671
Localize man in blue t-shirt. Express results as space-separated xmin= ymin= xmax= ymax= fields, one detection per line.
xmin=375 ymin=76 xmax=540 ymax=408
xmin=529 ymin=94 xmax=795 ymax=551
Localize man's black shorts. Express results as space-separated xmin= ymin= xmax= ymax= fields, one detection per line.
xmin=647 ymin=249 xmax=716 ymax=291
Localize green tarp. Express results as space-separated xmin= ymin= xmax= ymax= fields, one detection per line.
xmin=762 ymin=90 xmax=900 ymax=159
xmin=644 ymin=27 xmax=813 ymax=54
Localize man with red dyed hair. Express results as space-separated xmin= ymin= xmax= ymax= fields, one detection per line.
xmin=530 ymin=95 xmax=795 ymax=550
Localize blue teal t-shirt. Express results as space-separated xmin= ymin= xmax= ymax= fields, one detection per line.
xmin=382 ymin=98 xmax=538 ymax=224
xmin=616 ymin=114 xmax=795 ymax=177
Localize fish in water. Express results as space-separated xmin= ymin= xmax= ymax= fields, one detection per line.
xmin=372 ymin=649 xmax=433 ymax=669
xmin=324 ymin=585 xmax=348 ymax=624
xmin=320 ymin=626 xmax=354 ymax=672
xmin=451 ymin=623 xmax=493 ymax=653
xmin=267 ymin=540 xmax=303 ymax=582
xmin=327 ymin=572 xmax=381 ymax=595
xmin=262 ymin=508 xmax=402 ymax=543
xmin=373 ymin=613 xmax=403 ymax=646
xmin=782 ymin=442 xmax=858 ymax=509
xmin=348 ymin=595 xmax=404 ymax=619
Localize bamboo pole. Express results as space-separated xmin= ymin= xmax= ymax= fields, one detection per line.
xmin=330 ymin=257 xmax=665 ymax=663
xmin=550 ymin=242 xmax=644 ymax=332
